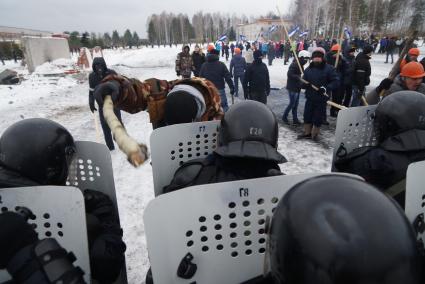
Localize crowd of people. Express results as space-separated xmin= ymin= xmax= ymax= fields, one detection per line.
xmin=173 ymin=36 xmax=425 ymax=142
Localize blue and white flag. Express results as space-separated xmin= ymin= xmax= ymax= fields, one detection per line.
xmin=344 ymin=27 xmax=352 ymax=39
xmin=268 ymin=25 xmax=278 ymax=34
xmin=288 ymin=26 xmax=300 ymax=38
xmin=299 ymin=30 xmax=309 ymax=37
xmin=218 ymin=34 xmax=227 ymax=42
xmin=239 ymin=34 xmax=247 ymax=41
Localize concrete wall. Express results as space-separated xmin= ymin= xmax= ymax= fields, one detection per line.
xmin=22 ymin=37 xmax=70 ymax=73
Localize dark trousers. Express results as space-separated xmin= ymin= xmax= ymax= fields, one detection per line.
xmin=330 ymin=85 xmax=345 ymax=117
xmin=343 ymin=85 xmax=352 ymax=107
xmin=249 ymin=90 xmax=267 ymax=104
xmin=99 ymin=107 xmax=123 ymax=150
xmin=233 ymin=74 xmax=244 ymax=97
xmin=304 ymin=99 xmax=326 ymax=127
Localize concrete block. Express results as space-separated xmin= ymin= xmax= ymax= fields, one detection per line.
xmin=22 ymin=37 xmax=70 ymax=73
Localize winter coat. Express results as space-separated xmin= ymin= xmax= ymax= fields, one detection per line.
xmin=302 ymin=61 xmax=339 ymax=103
xmin=199 ymin=54 xmax=234 ymax=91
xmin=192 ymin=52 xmax=205 ymax=77
xmin=366 ymin=76 xmax=425 ymax=105
xmin=334 ymin=129 xmax=425 ymax=190
xmin=244 ymin=59 xmax=270 ymax=94
xmin=163 ymin=153 xmax=282 ymax=193
xmin=267 ymin=46 xmax=275 ymax=59
xmin=223 ymin=45 xmax=230 ymax=55
xmin=421 ymin=58 xmax=425 ymax=83
xmin=175 ymin=48 xmax=193 ymax=77
xmin=344 ymin=54 xmax=356 ymax=86
xmin=230 ymin=54 xmax=246 ymax=77
xmin=261 ymin=44 xmax=268 ymax=53
xmin=89 ymin=57 xmax=117 ymax=107
xmin=245 ymin=49 xmax=254 ymax=64
xmin=286 ymin=60 xmax=304 ymax=92
xmin=352 ymin=52 xmax=371 ymax=90
xmin=326 ymin=53 xmax=349 ymax=86
xmin=99 ymin=75 xmax=224 ymax=124
xmin=386 ymin=39 xmax=396 ymax=52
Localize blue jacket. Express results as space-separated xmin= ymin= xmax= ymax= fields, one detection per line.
xmin=199 ymin=54 xmax=234 ymax=90
xmin=302 ymin=62 xmax=339 ymax=102
xmin=230 ymin=54 xmax=246 ymax=77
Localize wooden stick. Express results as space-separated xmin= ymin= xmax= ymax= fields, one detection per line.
xmin=334 ymin=20 xmax=344 ymax=68
xmin=361 ymin=96 xmax=369 ymax=106
xmin=103 ymin=95 xmax=149 ymax=167
xmin=378 ymin=30 xmax=418 ymax=98
xmin=92 ymin=112 xmax=102 ymax=143
xmin=277 ymin=6 xmax=304 ymax=76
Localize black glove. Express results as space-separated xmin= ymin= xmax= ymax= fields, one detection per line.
xmin=0 ymin=212 xmax=38 ymax=268
xmin=318 ymin=86 xmax=327 ymax=96
xmin=94 ymin=80 xmax=120 ymax=106
xmin=90 ymin=233 xmax=126 ymax=283
xmin=84 ymin=189 xmax=116 ymax=223
xmin=176 ymin=71 xmax=181 ymax=76
xmin=376 ymin=78 xmax=393 ymax=93
xmin=89 ymin=95 xmax=97 ymax=113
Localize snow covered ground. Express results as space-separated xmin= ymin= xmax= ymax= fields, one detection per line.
xmin=0 ymin=43 xmax=423 ymax=283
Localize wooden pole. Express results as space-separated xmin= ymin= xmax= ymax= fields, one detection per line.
xmin=334 ymin=20 xmax=344 ymax=68
xmin=103 ymin=95 xmax=149 ymax=167
xmin=92 ymin=112 xmax=102 ymax=143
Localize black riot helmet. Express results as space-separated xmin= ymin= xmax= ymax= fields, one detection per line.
xmin=376 ymin=90 xmax=425 ymax=142
xmin=269 ymin=174 xmax=421 ymax=284
xmin=215 ymin=100 xmax=287 ymax=163
xmin=0 ymin=118 xmax=76 ymax=185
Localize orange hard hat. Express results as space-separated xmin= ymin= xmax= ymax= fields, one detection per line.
xmin=331 ymin=44 xmax=341 ymax=52
xmin=400 ymin=61 xmax=425 ymax=78
xmin=234 ymin=47 xmax=241 ymax=54
xmin=408 ymin=48 xmax=420 ymax=56
xmin=207 ymin=44 xmax=215 ymax=52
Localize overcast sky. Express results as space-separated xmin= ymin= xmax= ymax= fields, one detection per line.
xmin=1 ymin=0 xmax=292 ymax=38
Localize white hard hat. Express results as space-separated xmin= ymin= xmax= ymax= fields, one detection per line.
xmin=298 ymin=50 xmax=311 ymax=58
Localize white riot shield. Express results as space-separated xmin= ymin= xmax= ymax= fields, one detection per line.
xmin=66 ymin=141 xmax=127 ymax=284
xmin=405 ymin=161 xmax=425 ymax=242
xmin=144 ymin=173 xmax=362 ymax=284
xmin=332 ymin=105 xmax=379 ymax=170
xmin=0 ymin=186 xmax=90 ymax=283
xmin=67 ymin=141 xmax=119 ymax=211
xmin=150 ymin=121 xmax=220 ymax=196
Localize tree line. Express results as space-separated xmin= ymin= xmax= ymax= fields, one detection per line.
xmin=292 ymin=0 xmax=425 ymax=39
xmin=65 ymin=29 xmax=146 ymax=51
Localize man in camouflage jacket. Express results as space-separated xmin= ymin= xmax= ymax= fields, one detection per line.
xmin=175 ymin=45 xmax=194 ymax=78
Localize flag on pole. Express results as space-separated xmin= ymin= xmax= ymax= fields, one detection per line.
xmin=239 ymin=34 xmax=247 ymax=41
xmin=268 ymin=25 xmax=278 ymax=34
xmin=288 ymin=26 xmax=300 ymax=38
xmin=218 ymin=34 xmax=227 ymax=42
xmin=299 ymin=30 xmax=309 ymax=37
xmin=344 ymin=27 xmax=352 ymax=39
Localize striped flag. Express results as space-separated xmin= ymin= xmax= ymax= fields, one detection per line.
xmin=218 ymin=34 xmax=227 ymax=42
xmin=288 ymin=26 xmax=300 ymax=38
xmin=299 ymin=30 xmax=309 ymax=37
xmin=269 ymin=25 xmax=277 ymax=33
xmin=344 ymin=27 xmax=352 ymax=39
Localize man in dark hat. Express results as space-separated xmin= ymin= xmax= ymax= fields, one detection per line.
xmin=163 ymin=100 xmax=286 ymax=193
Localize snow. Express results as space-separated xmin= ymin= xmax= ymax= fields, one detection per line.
xmin=0 ymin=44 xmax=424 ymax=283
